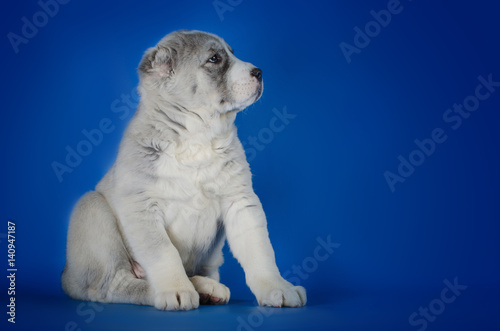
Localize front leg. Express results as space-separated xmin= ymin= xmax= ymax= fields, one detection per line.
xmin=115 ymin=197 xmax=199 ymax=310
xmin=223 ymin=193 xmax=307 ymax=307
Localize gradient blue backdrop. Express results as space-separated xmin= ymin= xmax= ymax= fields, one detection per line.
xmin=1 ymin=0 xmax=499 ymax=330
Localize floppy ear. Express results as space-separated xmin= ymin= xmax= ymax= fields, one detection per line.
xmin=138 ymin=46 xmax=175 ymax=78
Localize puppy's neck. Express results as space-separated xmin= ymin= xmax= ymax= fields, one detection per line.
xmin=139 ymin=96 xmax=237 ymax=141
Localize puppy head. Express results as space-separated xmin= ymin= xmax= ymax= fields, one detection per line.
xmin=138 ymin=30 xmax=263 ymax=114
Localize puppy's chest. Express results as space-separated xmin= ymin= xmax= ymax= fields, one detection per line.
xmin=153 ymin=141 xmax=231 ymax=226
xmin=156 ymin=141 xmax=231 ymax=192
xmin=153 ymin=143 xmax=231 ymax=262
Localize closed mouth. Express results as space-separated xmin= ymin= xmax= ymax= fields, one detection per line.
xmin=254 ymin=83 xmax=263 ymax=101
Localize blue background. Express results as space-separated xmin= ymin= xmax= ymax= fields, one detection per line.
xmin=1 ymin=0 xmax=499 ymax=330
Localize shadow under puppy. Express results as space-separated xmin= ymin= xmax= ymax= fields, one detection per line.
xmin=62 ymin=30 xmax=306 ymax=311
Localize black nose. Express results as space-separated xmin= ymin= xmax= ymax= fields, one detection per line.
xmin=250 ymin=68 xmax=263 ymax=82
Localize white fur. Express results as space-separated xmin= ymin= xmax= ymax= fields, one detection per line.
xmin=62 ymin=30 xmax=306 ymax=310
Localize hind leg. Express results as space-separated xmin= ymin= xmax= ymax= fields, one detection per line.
xmin=62 ymin=191 xmax=154 ymax=306
xmin=105 ymin=269 xmax=154 ymax=306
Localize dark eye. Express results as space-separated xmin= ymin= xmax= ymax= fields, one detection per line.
xmin=208 ymin=54 xmax=220 ymax=64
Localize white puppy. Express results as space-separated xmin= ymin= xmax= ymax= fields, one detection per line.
xmin=61 ymin=30 xmax=306 ymax=310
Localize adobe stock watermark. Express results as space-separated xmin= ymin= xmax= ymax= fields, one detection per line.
xmin=281 ymin=235 xmax=340 ymax=285
xmin=7 ymin=0 xmax=72 ymax=54
xmin=236 ymin=235 xmax=340 ymax=331
xmin=409 ymin=277 xmax=467 ymax=331
xmin=64 ymin=268 xmax=135 ymax=330
xmin=384 ymin=73 xmax=500 ymax=192
xmin=51 ymin=87 xmax=139 ymax=183
xmin=64 ymin=301 xmax=104 ymax=331
xmin=339 ymin=0 xmax=415 ymax=64
xmin=213 ymin=0 xmax=243 ymax=21
xmin=241 ymin=106 xmax=296 ymax=162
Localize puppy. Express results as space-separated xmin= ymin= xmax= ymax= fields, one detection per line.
xmin=61 ymin=30 xmax=306 ymax=310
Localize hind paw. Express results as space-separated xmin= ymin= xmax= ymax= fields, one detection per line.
xmin=190 ymin=275 xmax=230 ymax=305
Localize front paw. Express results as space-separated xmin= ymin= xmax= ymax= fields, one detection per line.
xmin=252 ymin=278 xmax=307 ymax=308
xmin=154 ymin=286 xmax=200 ymax=311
